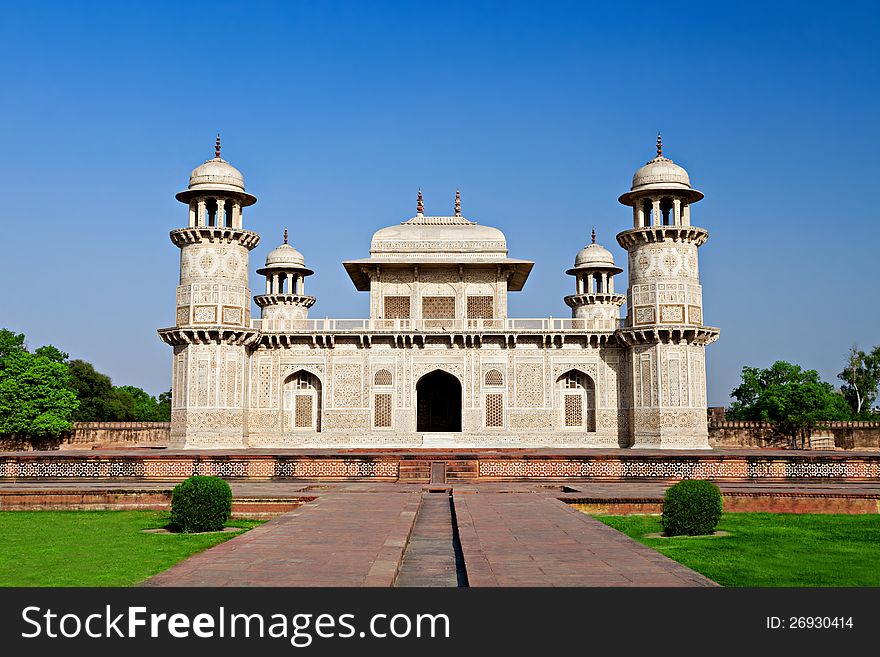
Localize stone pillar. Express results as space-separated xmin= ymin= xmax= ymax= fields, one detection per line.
xmin=196 ymin=199 xmax=206 ymax=227
xmin=601 ymin=272 xmax=608 ymax=294
xmin=652 ymin=198 xmax=661 ymax=227
xmin=298 ymin=275 xmax=304 ymax=294
xmin=673 ymin=198 xmax=681 ymax=225
xmin=189 ymin=203 xmax=196 ymax=227
xmin=265 ymin=277 xmax=271 ymax=294
xmin=287 ymin=273 xmax=293 ymax=295
xmin=232 ymin=201 xmax=241 ymax=229
xmin=683 ymin=204 xmax=691 ymax=226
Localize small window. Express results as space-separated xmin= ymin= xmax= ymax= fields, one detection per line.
xmin=485 ymin=393 xmax=503 ymax=428
xmin=485 ymin=369 xmax=503 ymax=386
xmin=374 ymin=369 xmax=393 ymax=386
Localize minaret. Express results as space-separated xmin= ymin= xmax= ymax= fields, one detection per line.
xmin=254 ymin=229 xmax=316 ymax=328
xmin=616 ymin=134 xmax=719 ymax=448
xmin=158 ymin=137 xmax=260 ymax=448
xmin=564 ymin=228 xmax=626 ymax=328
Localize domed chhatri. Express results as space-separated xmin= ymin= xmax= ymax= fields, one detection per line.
xmin=564 ymin=229 xmax=626 ymax=321
xmin=568 ymin=229 xmax=622 ymax=275
xmin=619 ymin=133 xmax=703 ymax=207
xmin=175 ymin=135 xmax=257 ymax=207
xmin=254 ymin=229 xmax=316 ymax=322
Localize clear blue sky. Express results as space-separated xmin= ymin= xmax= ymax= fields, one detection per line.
xmin=1 ymin=1 xmax=878 ymax=406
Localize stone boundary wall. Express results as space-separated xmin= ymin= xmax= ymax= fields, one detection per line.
xmin=708 ymin=421 xmax=880 ymax=450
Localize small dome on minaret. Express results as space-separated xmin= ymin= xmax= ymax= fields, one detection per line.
xmin=564 ymin=229 xmax=626 ymax=321
xmin=175 ymin=135 xmax=257 ymax=206
xmin=566 ymin=229 xmax=622 ymax=276
xmin=619 ymin=133 xmax=703 ymax=206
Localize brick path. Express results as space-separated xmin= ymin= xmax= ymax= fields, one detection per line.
xmin=144 ymin=491 xmax=419 ymax=586
xmin=454 ymin=492 xmax=715 ymax=586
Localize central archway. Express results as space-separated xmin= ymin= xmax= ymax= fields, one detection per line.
xmin=416 ymin=370 xmax=462 ymax=432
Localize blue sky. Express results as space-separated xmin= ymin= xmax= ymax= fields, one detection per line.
xmin=1 ymin=1 xmax=878 ymax=406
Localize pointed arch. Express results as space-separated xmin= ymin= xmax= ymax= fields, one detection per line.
xmin=416 ymin=370 xmax=462 ymax=432
xmin=556 ymin=369 xmax=596 ymax=432
xmin=282 ymin=370 xmax=322 ymax=432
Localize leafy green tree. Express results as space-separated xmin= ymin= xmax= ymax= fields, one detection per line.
xmin=0 ymin=329 xmax=79 ymax=443
xmin=838 ymin=345 xmax=880 ymax=418
xmin=67 ymin=359 xmax=127 ymax=421
xmin=115 ymin=385 xmax=168 ymax=421
xmin=728 ymin=360 xmax=852 ymax=448
xmin=157 ymin=389 xmax=171 ymax=421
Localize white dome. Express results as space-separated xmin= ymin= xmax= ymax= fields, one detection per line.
xmin=188 ymin=157 xmax=246 ymax=193
xmin=175 ymin=138 xmax=257 ymax=206
xmin=574 ymin=243 xmax=616 ymax=268
xmin=370 ymin=215 xmax=508 ymax=259
xmin=266 ymin=243 xmax=306 ymax=268
xmin=631 ymin=156 xmax=691 ymax=191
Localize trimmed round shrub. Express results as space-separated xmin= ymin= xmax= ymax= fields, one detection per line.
xmin=170 ymin=475 xmax=232 ymax=533
xmin=661 ymin=479 xmax=723 ymax=537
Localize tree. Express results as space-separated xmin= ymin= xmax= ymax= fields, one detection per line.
xmin=728 ymin=360 xmax=852 ymax=448
xmin=115 ymin=385 xmax=168 ymax=421
xmin=0 ymin=329 xmax=79 ymax=444
xmin=67 ymin=359 xmax=126 ymax=421
xmin=838 ymin=345 xmax=880 ymax=418
xmin=157 ymin=389 xmax=171 ymax=421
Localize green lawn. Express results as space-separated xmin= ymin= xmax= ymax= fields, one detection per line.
xmin=0 ymin=511 xmax=262 ymax=586
xmin=586 ymin=511 xmax=880 ymax=587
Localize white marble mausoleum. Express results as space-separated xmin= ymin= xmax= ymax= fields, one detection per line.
xmin=159 ymin=135 xmax=719 ymax=449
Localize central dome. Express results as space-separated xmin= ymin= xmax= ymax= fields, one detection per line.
xmin=370 ymin=214 xmax=509 ymax=259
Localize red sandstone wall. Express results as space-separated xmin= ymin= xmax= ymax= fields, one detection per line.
xmin=708 ymin=421 xmax=880 ymax=450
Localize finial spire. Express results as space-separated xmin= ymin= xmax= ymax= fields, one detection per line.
xmin=656 ymin=131 xmax=662 ymax=158
xmin=417 ymin=189 xmax=424 ymax=215
xmin=283 ymin=228 xmax=288 ymax=245
xmin=455 ymin=189 xmax=461 ymax=217
xmin=591 ymin=227 xmax=596 ymax=244
xmin=215 ymin=134 xmax=221 ymax=159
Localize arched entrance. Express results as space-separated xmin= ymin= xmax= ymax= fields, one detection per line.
xmin=416 ymin=370 xmax=462 ymax=432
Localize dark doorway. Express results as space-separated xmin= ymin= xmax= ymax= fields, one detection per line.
xmin=416 ymin=370 xmax=462 ymax=432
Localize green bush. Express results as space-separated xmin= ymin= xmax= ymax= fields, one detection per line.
xmin=170 ymin=476 xmax=232 ymax=533
xmin=661 ymin=479 xmax=723 ymax=536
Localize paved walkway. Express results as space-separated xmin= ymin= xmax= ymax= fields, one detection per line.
xmin=455 ymin=492 xmax=715 ymax=586
xmin=145 ymin=486 xmax=715 ymax=587
xmin=145 ymin=491 xmax=419 ymax=586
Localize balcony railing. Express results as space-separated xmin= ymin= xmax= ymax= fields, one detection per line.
xmin=251 ymin=317 xmax=621 ymax=333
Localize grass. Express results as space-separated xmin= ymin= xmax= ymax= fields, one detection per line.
xmin=0 ymin=511 xmax=262 ymax=586
xmin=581 ymin=511 xmax=880 ymax=587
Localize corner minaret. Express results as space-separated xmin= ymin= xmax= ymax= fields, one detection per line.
xmin=564 ymin=228 xmax=626 ymax=328
xmin=616 ymin=134 xmax=719 ymax=448
xmin=158 ymin=137 xmax=261 ymax=448
xmin=254 ymin=229 xmax=316 ymax=328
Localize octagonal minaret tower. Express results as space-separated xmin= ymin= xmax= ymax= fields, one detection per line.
xmin=564 ymin=228 xmax=626 ymax=329
xmin=616 ymin=134 xmax=719 ymax=448
xmin=254 ymin=229 xmax=316 ymax=329
xmin=158 ymin=136 xmax=261 ymax=448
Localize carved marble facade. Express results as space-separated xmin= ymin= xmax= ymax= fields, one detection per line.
xmin=159 ymin=137 xmax=719 ymax=449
